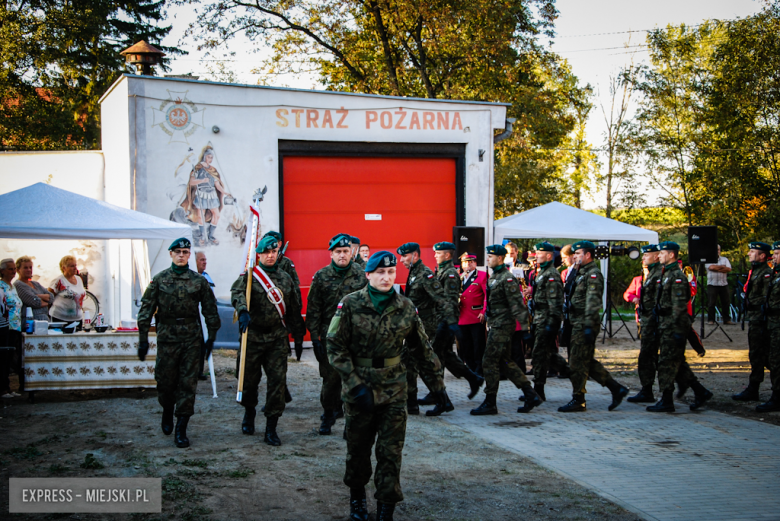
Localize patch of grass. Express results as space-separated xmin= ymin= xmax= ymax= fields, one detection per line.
xmin=180 ymin=505 xmax=212 ymax=521
xmin=48 ymin=464 xmax=70 ymax=474
xmin=162 ymin=476 xmax=203 ymax=503
xmin=80 ymin=453 xmax=104 ymax=469
xmin=180 ymin=458 xmax=208 ymax=468
xmin=225 ymin=468 xmax=255 ymax=479
xmin=4 ymin=445 xmax=43 ymax=460
xmin=273 ymin=453 xmax=290 ymax=461
xmin=162 ymin=458 xmax=178 ymax=466
xmin=34 ymin=435 xmax=63 ymax=446
xmin=94 ymin=430 xmax=108 ymax=439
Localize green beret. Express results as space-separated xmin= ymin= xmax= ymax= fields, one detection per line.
xmin=365 ymin=251 xmax=396 ymax=272
xmin=749 ymin=241 xmax=771 ymax=253
xmin=169 ymin=237 xmax=191 ymax=251
xmin=329 ymin=234 xmax=352 ymax=250
xmin=351 ymin=236 xmax=361 ymax=245
xmin=263 ymin=230 xmax=282 ymax=242
xmin=486 ymin=244 xmax=507 ymax=256
xmin=773 ymin=241 xmax=780 ymax=252
xmin=534 ymin=241 xmax=555 ymax=252
xmin=434 ymin=241 xmax=456 ymax=251
xmin=397 ymin=242 xmax=420 ymax=255
xmin=658 ymin=241 xmax=680 ymax=252
xmin=641 ymin=244 xmax=659 ymax=253
xmin=572 ymin=240 xmax=596 ymax=252
xmin=256 ymin=235 xmax=279 ymax=253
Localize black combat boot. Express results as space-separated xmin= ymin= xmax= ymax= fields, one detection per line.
xmin=376 ymin=501 xmax=395 ymax=521
xmin=606 ymin=380 xmax=629 ymax=411
xmin=627 ymin=386 xmax=655 ymax=403
xmin=470 ymin=393 xmax=498 ymax=415
xmin=174 ymin=416 xmax=190 ymax=448
xmin=646 ymin=390 xmax=675 ymax=412
xmin=285 ymin=386 xmax=293 ymax=403
xmin=732 ymin=383 xmax=760 ymax=402
xmin=417 ymin=392 xmax=437 ymax=406
xmin=558 ymin=393 xmax=586 ymax=412
xmin=518 ymin=385 xmax=542 ymax=413
xmin=466 ymin=370 xmax=485 ymax=399
xmin=689 ymin=382 xmax=713 ymax=411
xmin=407 ymin=393 xmax=420 ymax=415
xmin=161 ymin=407 xmax=174 ymax=435
xmin=264 ymin=416 xmax=282 ymax=446
xmin=425 ymin=394 xmax=454 ymax=417
xmin=242 ymin=407 xmax=256 ymax=435
xmin=534 ymin=382 xmax=546 ymax=402
xmin=349 ymin=487 xmax=368 ymax=521
xmin=756 ymin=391 xmax=780 ymax=412
xmin=319 ymin=410 xmax=336 ymax=435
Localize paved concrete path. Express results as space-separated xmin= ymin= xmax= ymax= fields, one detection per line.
xmin=435 ymin=376 xmax=780 ymax=521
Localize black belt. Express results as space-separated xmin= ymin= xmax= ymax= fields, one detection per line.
xmin=354 ymin=356 xmax=402 ymax=368
xmin=657 ymin=308 xmax=672 ymax=316
xmin=156 ymin=317 xmax=198 ymax=325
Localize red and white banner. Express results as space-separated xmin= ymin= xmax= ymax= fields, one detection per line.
xmin=239 ymin=203 xmax=262 ymax=274
xmin=252 ymin=265 xmax=286 ymax=327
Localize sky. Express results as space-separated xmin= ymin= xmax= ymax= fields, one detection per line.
xmin=161 ymin=0 xmax=764 ymax=208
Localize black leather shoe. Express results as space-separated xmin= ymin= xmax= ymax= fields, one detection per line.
xmin=627 ymin=387 xmax=655 ymax=403
xmin=647 ymin=392 xmax=675 ymax=413
xmin=198 ymin=374 xmax=207 ymax=381
xmin=319 ymin=410 xmax=336 ymax=435
xmin=264 ymin=416 xmax=281 ymax=446
xmin=174 ymin=416 xmax=190 ymax=448
xmin=757 ymin=391 xmax=780 ymax=412
xmin=518 ymin=386 xmax=542 ymax=413
xmin=690 ymin=389 xmax=713 ymax=411
xmin=608 ymin=383 xmax=629 ymax=411
xmin=349 ymin=487 xmax=368 ymax=521
xmin=161 ymin=408 xmax=174 ymax=435
xmin=558 ymin=395 xmax=586 ymax=413
xmin=242 ymin=407 xmax=256 ymax=435
xmin=732 ymin=384 xmax=760 ymax=402
xmin=467 ymin=372 xmax=485 ymax=400
xmin=376 ymin=501 xmax=395 ymax=521
xmin=417 ymin=392 xmax=437 ymax=406
xmin=425 ymin=400 xmax=454 ymax=417
xmin=470 ymin=394 xmax=497 ymax=415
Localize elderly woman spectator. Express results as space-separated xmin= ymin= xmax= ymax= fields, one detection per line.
xmin=0 ymin=258 xmax=23 ymax=396
xmin=48 ymin=255 xmax=86 ymax=327
xmin=14 ymin=256 xmax=52 ymax=322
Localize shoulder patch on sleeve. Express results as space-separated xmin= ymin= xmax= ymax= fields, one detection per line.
xmin=290 ymin=262 xmax=295 ymax=267
xmin=448 ymin=274 xmax=456 ymax=278
xmin=549 ymin=277 xmax=555 ymax=281
xmin=427 ymin=274 xmax=434 ymax=279
xmin=590 ymin=274 xmax=597 ymax=278
xmin=507 ymin=278 xmax=513 ymax=281
xmin=337 ymin=302 xmax=344 ymax=309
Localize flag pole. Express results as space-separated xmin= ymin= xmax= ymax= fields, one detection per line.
xmin=237 ymin=197 xmax=260 ymax=403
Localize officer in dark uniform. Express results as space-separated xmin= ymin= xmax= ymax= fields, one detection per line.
xmin=758 ymin=241 xmax=780 ymax=412
xmin=307 ymin=234 xmax=368 ymax=434
xmin=231 ymin=236 xmax=306 ymax=445
xmin=137 ymin=237 xmax=221 ymax=448
xmin=733 ymin=241 xmax=773 ymax=402
xmin=327 ymin=251 xmax=449 ymax=521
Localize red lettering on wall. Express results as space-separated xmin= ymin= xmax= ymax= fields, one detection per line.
xmin=336 ymin=107 xmax=349 ymax=128
xmin=366 ymin=111 xmax=378 ymax=129
xmin=322 ymin=110 xmax=334 ymax=128
xmin=409 ymin=112 xmax=421 ymax=129
xmin=423 ymin=112 xmax=435 ymax=130
xmin=380 ymin=111 xmax=392 ymax=129
xmin=452 ymin=112 xmax=463 ymax=130
xmin=306 ymin=109 xmax=320 ymax=128
xmin=276 ymin=108 xmax=289 ymax=127
xmin=394 ymin=109 xmax=407 ymax=129
xmin=437 ymin=112 xmax=449 ymax=130
xmin=291 ymin=109 xmax=304 ymax=128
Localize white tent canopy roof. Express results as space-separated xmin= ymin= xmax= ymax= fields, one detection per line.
xmin=494 ymin=202 xmax=658 ymax=243
xmin=0 ymin=183 xmax=191 ymax=240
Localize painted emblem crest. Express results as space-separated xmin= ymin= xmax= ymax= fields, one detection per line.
xmin=151 ymin=90 xmax=206 ymax=143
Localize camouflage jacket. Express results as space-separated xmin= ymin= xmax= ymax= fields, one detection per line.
xmin=327 ymin=285 xmax=444 ymax=406
xmin=307 ymin=261 xmax=368 ymax=342
xmin=230 ymin=267 xmax=306 ymax=343
xmin=639 ymin=263 xmax=662 ymax=323
xmin=354 ymin=254 xmax=366 ymax=266
xmin=404 ymin=260 xmax=452 ymax=325
xmin=569 ymin=261 xmax=603 ymax=330
xmin=765 ymin=268 xmax=780 ymax=328
xmin=434 ymin=259 xmax=462 ymax=325
xmin=531 ymin=262 xmax=563 ymax=327
xmin=746 ymin=262 xmax=773 ymax=323
xmin=138 ymin=267 xmax=220 ymax=344
xmin=658 ymin=262 xmax=691 ymax=333
xmin=486 ymin=265 xmax=528 ymax=328
xmin=277 ymin=255 xmax=302 ymax=308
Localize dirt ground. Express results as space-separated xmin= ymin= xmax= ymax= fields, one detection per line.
xmin=0 ymin=323 xmax=766 ymax=521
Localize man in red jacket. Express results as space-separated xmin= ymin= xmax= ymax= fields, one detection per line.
xmin=458 ymin=253 xmax=488 ymax=375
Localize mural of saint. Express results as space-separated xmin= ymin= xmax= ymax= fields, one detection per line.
xmin=181 ymin=146 xmax=232 ymax=247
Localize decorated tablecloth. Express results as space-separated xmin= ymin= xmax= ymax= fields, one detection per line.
xmin=23 ymin=332 xmax=157 ymax=390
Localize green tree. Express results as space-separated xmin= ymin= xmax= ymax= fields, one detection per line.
xmin=0 ymin=0 xmax=182 ymax=150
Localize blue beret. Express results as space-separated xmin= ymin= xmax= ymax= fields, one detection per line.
xmin=365 ymin=251 xmax=397 ymax=272
xmin=263 ymin=230 xmax=282 ymax=242
xmin=486 ymin=244 xmax=507 ymax=256
xmin=749 ymin=241 xmax=771 ymax=253
xmin=641 ymin=244 xmax=659 ymax=253
xmin=534 ymin=241 xmax=555 ymax=252
xmin=256 ymin=236 xmax=279 ymax=253
xmin=773 ymin=241 xmax=780 ymax=251
xmin=351 ymin=236 xmax=361 ymax=245
xmin=658 ymin=241 xmax=680 ymax=252
xmin=329 ymin=234 xmax=352 ymax=250
xmin=434 ymin=241 xmax=456 ymax=251
xmin=169 ymin=237 xmax=191 ymax=250
xmin=572 ymin=240 xmax=596 ymax=251
xmin=397 ymin=242 xmax=420 ymax=255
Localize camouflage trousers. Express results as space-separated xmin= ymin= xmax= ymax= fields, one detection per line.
xmin=238 ymin=336 xmax=288 ymax=418
xmin=531 ymin=325 xmax=570 ymax=385
xmin=769 ymin=323 xmax=780 ymax=391
xmin=657 ymin=329 xmax=699 ymax=394
xmin=155 ymin=340 xmax=200 ymax=417
xmin=405 ymin=316 xmax=438 ymax=397
xmin=484 ymin=323 xmax=530 ymax=395
xmin=639 ymin=320 xmax=697 ymax=391
xmin=569 ymin=326 xmax=614 ymax=395
xmin=319 ymin=338 xmax=343 ymax=412
xmin=344 ymin=401 xmax=407 ymax=504
xmin=748 ymin=321 xmax=769 ymax=385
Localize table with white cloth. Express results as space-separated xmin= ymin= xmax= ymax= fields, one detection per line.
xmin=22 ymin=332 xmax=157 ymax=391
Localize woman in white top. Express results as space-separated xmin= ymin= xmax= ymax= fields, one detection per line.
xmin=48 ymin=255 xmax=86 ymax=327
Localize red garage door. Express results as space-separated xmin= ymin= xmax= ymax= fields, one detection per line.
xmin=282 ymin=156 xmax=457 ymax=319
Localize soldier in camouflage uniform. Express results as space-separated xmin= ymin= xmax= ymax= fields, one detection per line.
xmin=527 ymin=242 xmax=570 ymax=401
xmin=558 ymin=241 xmax=628 ymax=413
xmin=471 ymin=244 xmax=542 ymax=416
xmin=137 ymin=237 xmax=220 ymax=448
xmin=647 ymin=241 xmax=712 ymax=412
xmin=307 ymin=233 xmax=368 ymax=435
xmin=733 ymin=241 xmax=773 ymax=402
xmin=351 ymin=236 xmax=366 ymax=266
xmin=757 ymin=241 xmax=780 ymax=412
xmin=231 ymin=235 xmax=305 ymax=446
xmin=327 ymin=251 xmax=449 ymax=521
xmin=397 ymin=242 xmax=446 ymax=416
